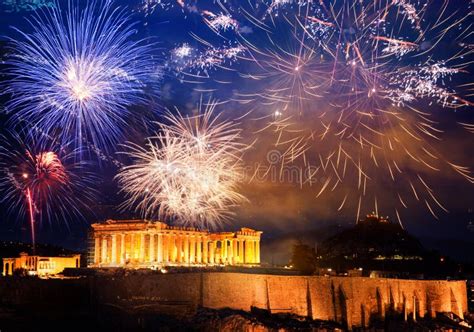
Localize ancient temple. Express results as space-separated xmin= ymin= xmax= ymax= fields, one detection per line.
xmin=3 ymin=252 xmax=80 ymax=276
xmin=89 ymin=220 xmax=262 ymax=268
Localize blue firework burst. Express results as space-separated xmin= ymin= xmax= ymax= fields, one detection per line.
xmin=5 ymin=0 xmax=159 ymax=153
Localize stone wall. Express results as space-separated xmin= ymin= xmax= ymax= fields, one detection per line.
xmin=92 ymin=272 xmax=468 ymax=329
xmin=0 ymin=272 xmax=467 ymax=329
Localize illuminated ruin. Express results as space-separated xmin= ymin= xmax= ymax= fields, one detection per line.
xmin=89 ymin=219 xmax=262 ymax=267
xmin=2 ymin=252 xmax=80 ymax=276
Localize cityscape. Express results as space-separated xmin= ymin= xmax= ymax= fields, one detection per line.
xmin=0 ymin=0 xmax=473 ymax=331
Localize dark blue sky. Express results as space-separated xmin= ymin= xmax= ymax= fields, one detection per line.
xmin=0 ymin=0 xmax=473 ymax=255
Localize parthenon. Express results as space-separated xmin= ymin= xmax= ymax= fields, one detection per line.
xmin=89 ymin=220 xmax=262 ymax=267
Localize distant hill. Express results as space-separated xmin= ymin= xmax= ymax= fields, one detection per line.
xmin=313 ymin=214 xmax=473 ymax=278
xmin=318 ymin=215 xmax=424 ymax=261
xmin=0 ymin=241 xmax=80 ymax=258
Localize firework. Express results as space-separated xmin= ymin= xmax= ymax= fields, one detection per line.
xmin=184 ymin=0 xmax=473 ymax=223
xmin=171 ymin=42 xmax=245 ymax=79
xmin=116 ymin=102 xmax=247 ymax=229
xmin=0 ymin=133 xmax=96 ymax=242
xmin=173 ymin=43 xmax=193 ymax=59
xmin=140 ymin=0 xmax=168 ymax=16
xmin=234 ymin=6 xmax=333 ymax=112
xmin=5 ymin=0 xmax=158 ymax=153
xmin=203 ymin=11 xmax=239 ymax=32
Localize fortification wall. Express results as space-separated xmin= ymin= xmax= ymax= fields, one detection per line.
xmin=0 ymin=272 xmax=467 ymax=329
xmin=91 ymin=272 xmax=468 ymax=328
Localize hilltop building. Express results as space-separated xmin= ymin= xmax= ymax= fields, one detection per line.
xmin=2 ymin=252 xmax=80 ymax=276
xmin=314 ymin=213 xmax=429 ymax=275
xmin=89 ymin=219 xmax=262 ymax=268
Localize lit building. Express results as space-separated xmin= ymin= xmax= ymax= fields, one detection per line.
xmin=2 ymin=252 xmax=80 ymax=276
xmin=358 ymin=212 xmax=390 ymax=225
xmin=89 ymin=219 xmax=262 ymax=268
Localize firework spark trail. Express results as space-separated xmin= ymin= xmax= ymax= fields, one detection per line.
xmin=0 ymin=133 xmax=97 ymax=235
xmin=171 ymin=41 xmax=245 ymax=79
xmin=5 ymin=0 xmax=159 ymax=154
xmin=116 ymin=102 xmax=248 ymax=229
xmin=140 ymin=0 xmax=173 ymax=17
xmin=180 ymin=0 xmax=474 ymax=223
xmin=25 ymin=187 xmax=35 ymax=249
xmin=203 ymin=11 xmax=239 ymax=32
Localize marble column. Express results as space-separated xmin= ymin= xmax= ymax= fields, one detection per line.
xmin=184 ymin=235 xmax=189 ymax=263
xmin=170 ymin=234 xmax=177 ymax=263
xmin=139 ymin=233 xmax=145 ymax=263
xmin=223 ymin=241 xmax=227 ymax=263
xmin=215 ymin=243 xmax=220 ymax=264
xmin=222 ymin=239 xmax=229 ymax=264
xmin=111 ymin=234 xmax=117 ymax=264
xmin=190 ymin=236 xmax=195 ymax=264
xmin=209 ymin=241 xmax=215 ymax=264
xmin=253 ymin=240 xmax=257 ymax=263
xmin=101 ymin=237 xmax=107 ymax=264
xmin=239 ymin=239 xmax=244 ymax=263
xmin=223 ymin=240 xmax=227 ymax=263
xmin=249 ymin=240 xmax=254 ymax=263
xmin=232 ymin=239 xmax=238 ymax=264
xmin=203 ymin=238 xmax=208 ymax=264
xmin=149 ymin=233 xmax=155 ymax=262
xmin=130 ymin=233 xmax=135 ymax=259
xmin=163 ymin=234 xmax=169 ymax=263
xmin=165 ymin=234 xmax=170 ymax=262
xmin=157 ymin=234 xmax=163 ymax=263
xmin=228 ymin=239 xmax=234 ymax=264
xmin=176 ymin=235 xmax=182 ymax=263
xmin=244 ymin=240 xmax=250 ymax=264
xmin=255 ymin=239 xmax=260 ymax=264
xmin=120 ymin=234 xmax=125 ymax=264
xmin=251 ymin=240 xmax=256 ymax=263
xmin=196 ymin=237 xmax=202 ymax=263
xmin=246 ymin=240 xmax=251 ymax=264
xmin=94 ymin=236 xmax=100 ymax=264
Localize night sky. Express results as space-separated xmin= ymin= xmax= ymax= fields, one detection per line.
xmin=0 ymin=0 xmax=472 ymax=257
